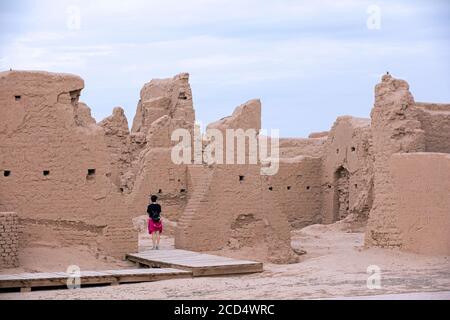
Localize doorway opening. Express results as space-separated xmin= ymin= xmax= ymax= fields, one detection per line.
xmin=333 ymin=166 xmax=350 ymax=221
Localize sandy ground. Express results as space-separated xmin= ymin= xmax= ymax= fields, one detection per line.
xmin=0 ymin=244 xmax=134 ymax=275
xmin=1 ymin=224 xmax=449 ymax=300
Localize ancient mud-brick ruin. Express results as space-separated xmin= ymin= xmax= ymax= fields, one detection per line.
xmin=0 ymin=70 xmax=449 ymax=268
xmin=0 ymin=212 xmax=19 ymax=268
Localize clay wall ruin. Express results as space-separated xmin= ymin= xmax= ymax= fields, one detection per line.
xmin=365 ymin=74 xmax=426 ymax=248
xmin=0 ymin=71 xmax=137 ymax=258
xmin=415 ymin=102 xmax=450 ymax=154
xmin=0 ymin=212 xmax=19 ymax=268
xmin=126 ymin=74 xmax=195 ymax=223
xmin=390 ymin=153 xmax=450 ymax=255
xmin=1 ymin=69 xmax=449 ymax=264
xmin=175 ymin=99 xmax=299 ymax=263
xmin=175 ymin=164 xmax=298 ymax=264
xmin=321 ymin=116 xmax=373 ymax=224
xmin=268 ymin=157 xmax=323 ymax=229
xmin=278 ymin=137 xmax=326 ymax=158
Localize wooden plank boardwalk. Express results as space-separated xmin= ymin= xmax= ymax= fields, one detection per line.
xmin=0 ymin=249 xmax=263 ymax=292
xmin=126 ymin=249 xmax=264 ymax=276
xmin=0 ymin=268 xmax=192 ymax=292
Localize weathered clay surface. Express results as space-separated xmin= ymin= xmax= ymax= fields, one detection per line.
xmin=365 ymin=75 xmax=426 ymax=248
xmin=208 ymin=99 xmax=261 ymax=131
xmin=99 ymin=107 xmax=132 ymax=191
xmin=390 ymin=153 xmax=450 ymax=255
xmin=1 ymin=70 xmax=449 ymax=266
xmin=175 ymin=164 xmax=298 ymax=264
xmin=0 ymin=71 xmax=137 ymax=259
xmin=0 ymin=212 xmax=19 ymax=268
xmin=320 ymin=116 xmax=373 ymax=225
xmin=415 ymin=102 xmax=450 ymax=153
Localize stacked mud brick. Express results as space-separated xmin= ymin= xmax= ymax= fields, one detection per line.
xmin=0 ymin=212 xmax=19 ymax=268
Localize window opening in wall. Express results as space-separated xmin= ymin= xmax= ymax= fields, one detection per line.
xmin=351 ymin=146 xmax=356 ymax=152
xmin=3 ymin=170 xmax=11 ymax=177
xmin=69 ymin=90 xmax=80 ymax=106
xmin=180 ymin=189 xmax=186 ymax=193
xmin=287 ymin=186 xmax=291 ymax=190
xmin=87 ymin=169 xmax=96 ymax=180
xmin=158 ymin=189 xmax=162 ymax=193
xmin=268 ymin=187 xmax=273 ymax=191
xmin=43 ymin=170 xmax=50 ymax=176
xmin=306 ymin=186 xmax=310 ymax=190
xmin=15 ymin=95 xmax=21 ymax=101
xmin=239 ymin=175 xmax=245 ymax=182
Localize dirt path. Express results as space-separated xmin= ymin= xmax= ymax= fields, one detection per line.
xmin=1 ymin=224 xmax=449 ymax=299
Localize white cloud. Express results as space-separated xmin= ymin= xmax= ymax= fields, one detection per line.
xmin=0 ymin=34 xmax=114 ymax=71
xmin=1 ymin=0 xmax=448 ymax=137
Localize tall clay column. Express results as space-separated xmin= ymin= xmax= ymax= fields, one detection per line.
xmin=365 ymin=74 xmax=425 ymax=248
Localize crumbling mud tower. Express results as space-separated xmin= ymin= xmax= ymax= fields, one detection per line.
xmin=0 ymin=212 xmax=19 ymax=268
xmin=175 ymin=100 xmax=298 ymax=263
xmin=365 ymin=74 xmax=426 ymax=248
xmin=0 ymin=71 xmax=137 ymax=259
xmin=365 ymin=74 xmax=450 ymax=255
xmin=126 ymin=73 xmax=195 ymax=223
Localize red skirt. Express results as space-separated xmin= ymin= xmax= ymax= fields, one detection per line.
xmin=148 ymin=218 xmax=163 ymax=234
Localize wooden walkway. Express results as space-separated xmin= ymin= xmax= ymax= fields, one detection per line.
xmin=0 ymin=249 xmax=263 ymax=292
xmin=126 ymin=249 xmax=264 ymax=276
xmin=0 ymin=268 xmax=191 ymax=292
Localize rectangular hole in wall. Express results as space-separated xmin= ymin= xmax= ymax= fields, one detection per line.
xmin=239 ymin=175 xmax=245 ymax=182
xmin=15 ymin=95 xmax=21 ymax=101
xmin=306 ymin=186 xmax=310 ymax=190
xmin=43 ymin=170 xmax=50 ymax=176
xmin=87 ymin=169 xmax=96 ymax=180
xmin=180 ymin=189 xmax=186 ymax=193
xmin=287 ymin=186 xmax=291 ymax=190
xmin=69 ymin=90 xmax=80 ymax=106
xmin=268 ymin=186 xmax=273 ymax=191
xmin=3 ymin=170 xmax=11 ymax=177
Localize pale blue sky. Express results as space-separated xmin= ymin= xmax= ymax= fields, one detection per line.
xmin=1 ymin=0 xmax=449 ymax=137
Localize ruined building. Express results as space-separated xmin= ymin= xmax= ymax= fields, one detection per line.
xmin=0 ymin=70 xmax=449 ymax=269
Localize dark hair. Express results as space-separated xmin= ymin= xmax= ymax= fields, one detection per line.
xmin=151 ymin=195 xmax=158 ymax=202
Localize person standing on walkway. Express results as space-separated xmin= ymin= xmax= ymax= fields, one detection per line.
xmin=147 ymin=195 xmax=163 ymax=250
